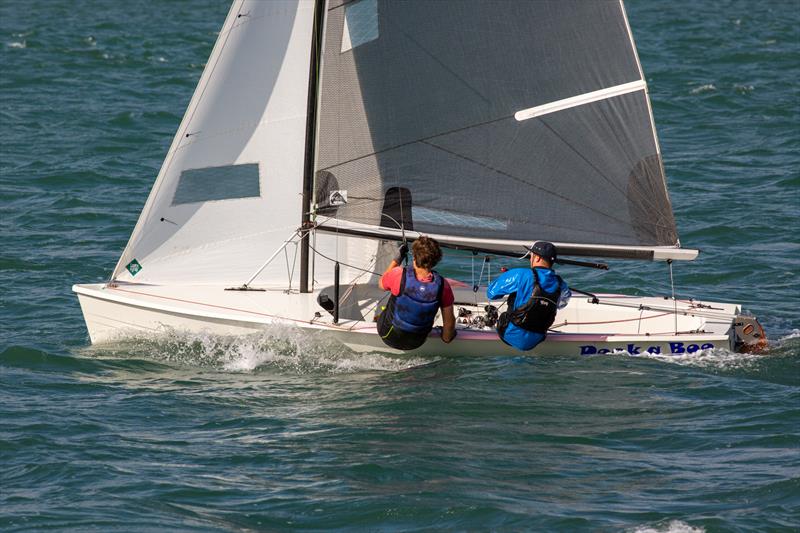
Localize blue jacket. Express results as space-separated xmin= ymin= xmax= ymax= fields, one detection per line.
xmin=487 ymin=267 xmax=571 ymax=351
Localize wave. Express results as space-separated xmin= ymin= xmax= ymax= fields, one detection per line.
xmin=690 ymin=83 xmax=716 ymax=94
xmin=585 ymin=337 xmax=799 ymax=383
xmin=632 ymin=347 xmax=769 ymax=370
xmin=630 ymin=520 xmax=704 ymax=533
xmin=76 ymin=324 xmax=433 ymax=375
xmin=780 ymin=329 xmax=800 ymax=341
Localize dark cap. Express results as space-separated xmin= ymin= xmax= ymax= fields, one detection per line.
xmin=525 ymin=241 xmax=557 ymax=263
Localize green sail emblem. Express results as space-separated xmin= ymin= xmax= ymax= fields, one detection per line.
xmin=126 ymin=259 xmax=142 ymax=276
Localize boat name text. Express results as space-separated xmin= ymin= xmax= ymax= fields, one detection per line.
xmin=579 ymin=342 xmax=715 ymax=355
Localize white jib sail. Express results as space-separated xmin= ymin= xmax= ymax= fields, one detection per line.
xmin=112 ymin=0 xmax=316 ymax=286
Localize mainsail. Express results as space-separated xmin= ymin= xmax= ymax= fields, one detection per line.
xmin=313 ymin=0 xmax=690 ymax=260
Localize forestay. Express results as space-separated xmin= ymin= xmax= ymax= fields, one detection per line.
xmin=314 ymin=0 xmax=689 ymax=260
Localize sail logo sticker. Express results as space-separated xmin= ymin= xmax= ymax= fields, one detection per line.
xmin=329 ymin=190 xmax=348 ymax=206
xmin=579 ymin=342 xmax=715 ymax=356
xmin=126 ymin=259 xmax=142 ymax=277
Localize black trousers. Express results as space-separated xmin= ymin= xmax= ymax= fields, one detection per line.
xmin=376 ymin=299 xmax=429 ymax=351
xmin=496 ymin=311 xmax=513 ymax=347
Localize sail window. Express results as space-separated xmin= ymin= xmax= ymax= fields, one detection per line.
xmin=172 ymin=163 xmax=260 ymax=205
xmin=341 ymin=0 xmax=378 ymax=53
xmin=413 ymin=206 xmax=508 ymax=231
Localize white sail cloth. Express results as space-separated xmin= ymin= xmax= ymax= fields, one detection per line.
xmin=113 ymin=0 xmax=315 ymax=285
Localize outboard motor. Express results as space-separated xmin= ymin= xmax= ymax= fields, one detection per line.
xmin=733 ymin=315 xmax=768 ymax=353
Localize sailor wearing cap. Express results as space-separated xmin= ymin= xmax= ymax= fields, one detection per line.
xmin=486 ymin=241 xmax=571 ymax=351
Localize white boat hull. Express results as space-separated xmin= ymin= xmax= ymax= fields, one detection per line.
xmin=73 ymin=283 xmax=765 ymax=357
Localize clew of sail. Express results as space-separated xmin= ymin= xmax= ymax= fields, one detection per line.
xmin=312 ymin=0 xmax=694 ymax=261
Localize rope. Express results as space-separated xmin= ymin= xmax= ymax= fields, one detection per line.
xmin=305 ymin=234 xmax=391 ymax=329
xmin=582 ymin=298 xmax=735 ymax=321
xmin=668 ymin=259 xmax=677 ymax=334
xmin=339 ymin=254 xmax=377 ymax=325
xmin=356 ymin=291 xmax=390 ymax=332
xmin=471 ymin=252 xmax=478 ymax=306
xmin=548 ymin=311 xmax=674 ymax=329
xmin=283 ymin=240 xmax=298 ymax=291
xmin=474 ymin=255 xmax=488 ymax=291
xmin=307 ymin=241 xmax=383 ymax=276
xmin=378 ymin=212 xmax=404 ymax=232
xmin=398 ymin=190 xmax=407 ymax=245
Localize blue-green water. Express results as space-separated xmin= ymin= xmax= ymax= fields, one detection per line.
xmin=2 ymin=1 xmax=799 ymax=531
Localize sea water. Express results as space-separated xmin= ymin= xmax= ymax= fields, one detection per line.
xmin=1 ymin=1 xmax=798 ymax=530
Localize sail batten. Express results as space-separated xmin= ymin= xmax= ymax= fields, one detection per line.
xmin=514 ymin=80 xmax=647 ymax=121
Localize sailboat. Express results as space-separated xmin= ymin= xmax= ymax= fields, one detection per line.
xmin=73 ymin=0 xmax=766 ymax=356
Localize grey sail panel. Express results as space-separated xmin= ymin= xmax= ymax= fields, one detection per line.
xmin=315 ymin=0 xmax=678 ymax=248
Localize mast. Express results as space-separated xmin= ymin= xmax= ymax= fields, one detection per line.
xmin=300 ymin=0 xmax=326 ymax=294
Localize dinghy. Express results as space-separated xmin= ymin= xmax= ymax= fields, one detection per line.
xmin=73 ymin=0 xmax=766 ymax=356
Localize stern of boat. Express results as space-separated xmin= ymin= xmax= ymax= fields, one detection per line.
xmin=732 ymin=314 xmax=768 ymax=353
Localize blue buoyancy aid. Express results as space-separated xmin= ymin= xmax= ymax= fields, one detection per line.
xmin=391 ymin=266 xmax=444 ymax=334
